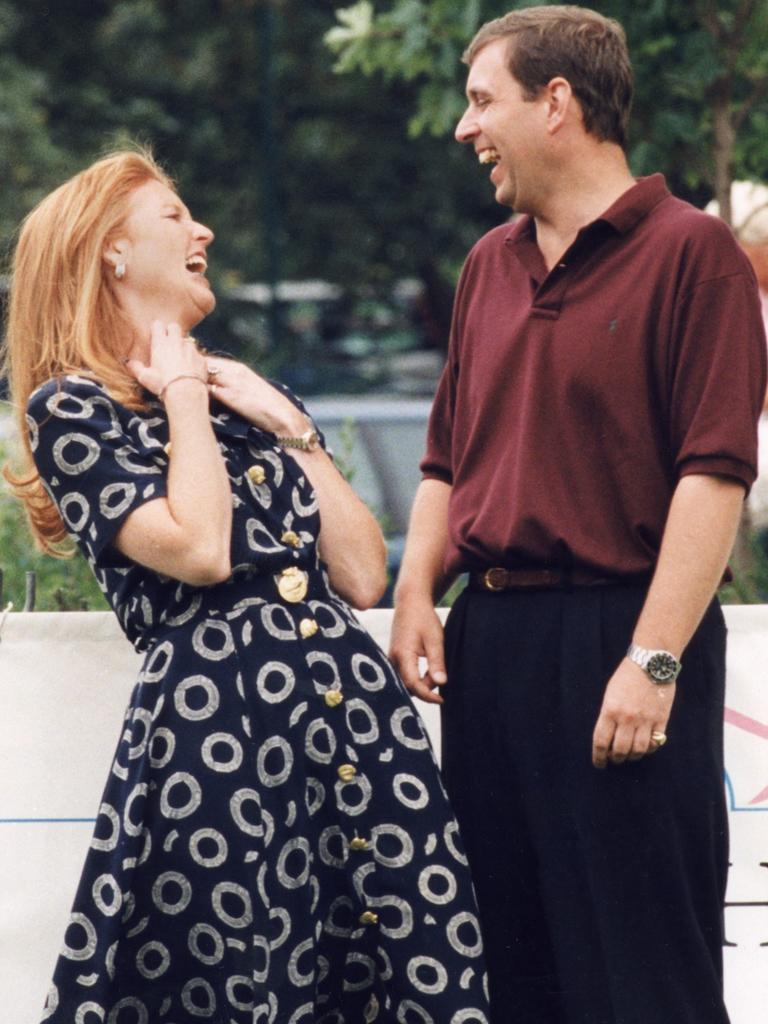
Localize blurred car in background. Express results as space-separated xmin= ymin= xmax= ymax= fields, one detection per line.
xmin=308 ymin=396 xmax=432 ymax=604
xmin=199 ymin=278 xmax=445 ymax=399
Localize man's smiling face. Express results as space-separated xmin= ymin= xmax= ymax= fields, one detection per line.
xmin=455 ymin=37 xmax=548 ymax=214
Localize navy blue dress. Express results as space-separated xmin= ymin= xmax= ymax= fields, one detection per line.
xmin=28 ymin=375 xmax=490 ymax=1024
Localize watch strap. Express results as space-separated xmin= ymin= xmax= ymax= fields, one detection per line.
xmin=275 ymin=427 xmax=320 ymax=452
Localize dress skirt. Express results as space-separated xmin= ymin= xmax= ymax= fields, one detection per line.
xmin=40 ymin=572 xmax=490 ymax=1024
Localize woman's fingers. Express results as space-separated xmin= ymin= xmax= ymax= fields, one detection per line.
xmin=123 ymin=357 xmax=154 ymax=392
xmin=124 ymin=323 xmax=208 ymax=398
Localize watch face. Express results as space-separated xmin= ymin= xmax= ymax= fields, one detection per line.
xmin=305 ymin=430 xmax=320 ymax=451
xmin=646 ymin=652 xmax=678 ymax=682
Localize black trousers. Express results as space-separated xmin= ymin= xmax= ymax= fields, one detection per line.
xmin=441 ymin=583 xmax=731 ymax=1024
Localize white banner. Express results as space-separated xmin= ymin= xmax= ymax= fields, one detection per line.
xmin=0 ymin=608 xmax=765 ymax=1022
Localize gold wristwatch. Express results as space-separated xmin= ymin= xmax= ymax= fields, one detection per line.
xmin=274 ymin=426 xmax=320 ymax=452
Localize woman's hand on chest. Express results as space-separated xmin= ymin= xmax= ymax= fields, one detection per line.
xmin=205 ymin=356 xmax=308 ymax=436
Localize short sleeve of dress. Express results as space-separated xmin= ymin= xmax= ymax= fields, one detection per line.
xmin=27 ymin=376 xmax=168 ymax=563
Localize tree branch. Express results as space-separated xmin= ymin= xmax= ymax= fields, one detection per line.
xmin=696 ymin=0 xmax=725 ymax=43
xmin=733 ymin=0 xmax=758 ymax=39
xmin=733 ymin=72 xmax=768 ymax=132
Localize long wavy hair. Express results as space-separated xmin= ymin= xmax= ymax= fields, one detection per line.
xmin=1 ymin=149 xmax=172 ymax=554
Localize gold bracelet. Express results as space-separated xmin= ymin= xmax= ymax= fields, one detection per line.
xmin=159 ymin=373 xmax=207 ymax=401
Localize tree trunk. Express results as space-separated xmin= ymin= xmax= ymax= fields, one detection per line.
xmin=710 ymin=84 xmax=734 ymax=225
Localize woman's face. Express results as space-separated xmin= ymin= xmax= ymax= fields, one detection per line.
xmin=114 ymin=179 xmax=215 ymax=330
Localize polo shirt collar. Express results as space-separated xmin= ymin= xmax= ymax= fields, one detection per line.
xmin=504 ymin=172 xmax=671 ymax=250
xmin=597 ymin=173 xmax=670 ymax=234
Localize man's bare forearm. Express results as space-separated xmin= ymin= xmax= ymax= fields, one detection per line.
xmin=391 ymin=478 xmax=454 ymax=703
xmin=592 ymin=472 xmax=744 ymax=767
xmin=632 ymin=473 xmax=744 ymax=656
xmin=394 ymin=478 xmax=454 ymax=604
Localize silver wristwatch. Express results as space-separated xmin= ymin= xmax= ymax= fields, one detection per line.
xmin=626 ymin=643 xmax=681 ymax=684
xmin=274 ymin=426 xmax=320 ymax=452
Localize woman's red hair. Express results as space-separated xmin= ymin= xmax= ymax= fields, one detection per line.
xmin=1 ymin=149 xmax=172 ymax=553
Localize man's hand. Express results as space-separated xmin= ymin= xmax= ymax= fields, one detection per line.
xmin=389 ymin=599 xmax=447 ymax=704
xmin=592 ymin=658 xmax=675 ymax=768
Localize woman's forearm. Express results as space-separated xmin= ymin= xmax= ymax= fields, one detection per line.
xmin=290 ymin=447 xmax=387 ymax=609
xmin=115 ymin=378 xmax=233 ymax=584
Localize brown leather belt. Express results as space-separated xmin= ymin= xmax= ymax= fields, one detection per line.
xmin=469 ymin=566 xmax=624 ymax=591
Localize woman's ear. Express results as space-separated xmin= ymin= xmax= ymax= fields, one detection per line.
xmin=103 ymin=237 xmax=130 ymax=278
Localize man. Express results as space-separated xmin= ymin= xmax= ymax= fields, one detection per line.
xmin=391 ymin=6 xmax=765 ymax=1024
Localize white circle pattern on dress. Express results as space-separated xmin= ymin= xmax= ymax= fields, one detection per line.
xmin=28 ymin=375 xmax=490 ymax=1024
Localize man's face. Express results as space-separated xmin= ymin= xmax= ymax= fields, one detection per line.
xmin=455 ymin=37 xmax=546 ymax=213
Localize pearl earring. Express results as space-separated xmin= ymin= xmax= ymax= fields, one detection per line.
xmin=115 ymin=263 xmax=126 ymax=280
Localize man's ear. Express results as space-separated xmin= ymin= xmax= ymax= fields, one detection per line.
xmin=544 ymin=76 xmax=573 ymax=135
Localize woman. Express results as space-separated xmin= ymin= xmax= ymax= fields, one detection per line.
xmin=3 ymin=151 xmax=490 ymax=1024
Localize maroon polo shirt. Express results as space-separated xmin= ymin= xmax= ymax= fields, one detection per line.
xmin=422 ymin=175 xmax=766 ymax=579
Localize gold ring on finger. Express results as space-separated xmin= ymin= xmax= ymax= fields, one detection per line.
xmin=650 ymin=730 xmax=667 ymax=747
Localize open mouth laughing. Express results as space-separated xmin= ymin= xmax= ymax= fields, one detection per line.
xmin=185 ymin=254 xmax=208 ymax=275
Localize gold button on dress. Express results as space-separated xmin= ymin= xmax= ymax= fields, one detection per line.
xmin=359 ymin=911 xmax=378 ymax=926
xmin=324 ymin=689 xmax=344 ymax=707
xmin=277 ymin=567 xmax=308 ymax=603
xmin=337 ymin=764 xmax=357 ymax=783
xmin=299 ymin=618 xmax=318 ymax=638
xmin=247 ymin=465 xmax=266 ymax=485
xmin=281 ymin=530 xmax=302 ymax=548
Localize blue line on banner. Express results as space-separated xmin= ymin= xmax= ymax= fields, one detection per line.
xmin=724 ymin=772 xmax=768 ymax=813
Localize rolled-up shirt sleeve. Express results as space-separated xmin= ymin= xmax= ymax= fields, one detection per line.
xmin=668 ymin=267 xmax=766 ymax=492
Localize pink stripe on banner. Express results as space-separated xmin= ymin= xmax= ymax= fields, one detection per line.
xmin=724 ymin=707 xmax=768 ymax=740
xmin=724 ymin=707 xmax=768 ymax=806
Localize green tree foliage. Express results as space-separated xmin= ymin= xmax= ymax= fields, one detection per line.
xmin=0 ymin=3 xmax=72 ymax=244
xmin=1 ymin=0 xmax=491 ymax=603
xmin=326 ymin=0 xmax=768 ymax=214
xmin=0 ymin=0 xmax=494 ymax=293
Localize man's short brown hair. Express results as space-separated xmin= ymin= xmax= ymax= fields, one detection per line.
xmin=464 ymin=5 xmax=633 ymax=149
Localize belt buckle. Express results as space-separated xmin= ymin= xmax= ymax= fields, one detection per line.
xmin=483 ymin=567 xmax=507 ymax=591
